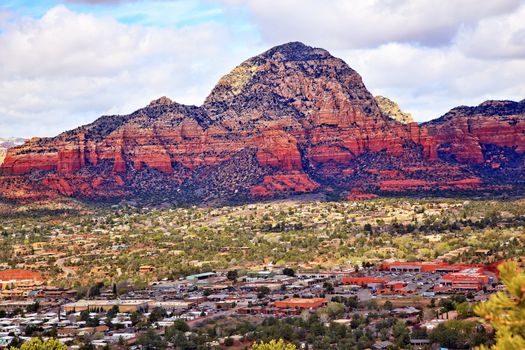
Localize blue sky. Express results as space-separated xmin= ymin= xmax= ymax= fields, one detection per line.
xmin=2 ymin=1 xmax=252 ymax=31
xmin=1 ymin=0 xmax=525 ymax=137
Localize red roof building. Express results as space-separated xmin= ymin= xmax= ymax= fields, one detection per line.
xmin=341 ymin=276 xmax=389 ymax=286
xmin=0 ymin=269 xmax=44 ymax=289
xmin=274 ymin=298 xmax=327 ymax=310
xmin=439 ymin=267 xmax=490 ymax=291
xmin=386 ymin=281 xmax=407 ymax=290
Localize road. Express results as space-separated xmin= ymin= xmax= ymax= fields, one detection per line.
xmin=55 ymin=257 xmax=77 ymax=277
xmin=187 ymin=309 xmax=236 ymax=327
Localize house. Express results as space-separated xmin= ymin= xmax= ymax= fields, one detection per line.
xmin=0 ymin=336 xmax=15 ymax=348
xmin=475 ymin=249 xmax=491 ymax=256
xmin=410 ymin=339 xmax=430 ymax=348
xmin=420 ymin=319 xmax=446 ymax=331
xmin=392 ymin=306 xmax=420 ymax=317
xmin=12 ymin=245 xmax=32 ymax=256
xmin=373 ymin=340 xmax=394 ymax=349
xmin=0 ymin=300 xmax=35 ymax=312
xmin=139 ymin=266 xmax=156 ymax=274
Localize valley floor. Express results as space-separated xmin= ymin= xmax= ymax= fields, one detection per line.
xmin=0 ymin=197 xmax=523 ymax=349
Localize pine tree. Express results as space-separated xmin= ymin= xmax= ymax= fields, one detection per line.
xmin=474 ymin=261 xmax=525 ymax=349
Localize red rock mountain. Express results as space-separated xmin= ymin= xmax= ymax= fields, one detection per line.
xmin=0 ymin=138 xmax=24 ymax=166
xmin=1 ymin=42 xmax=524 ymax=203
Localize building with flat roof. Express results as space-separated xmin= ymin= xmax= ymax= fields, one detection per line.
xmin=341 ymin=276 xmax=389 ymax=287
xmin=147 ymin=300 xmax=193 ymax=311
xmin=186 ymin=272 xmax=217 ymax=281
xmin=0 ymin=269 xmax=44 ymax=290
xmin=438 ymin=267 xmax=491 ymax=291
xmin=0 ymin=300 xmax=35 ymax=312
xmin=380 ymin=262 xmax=479 ymax=273
xmin=63 ymin=299 xmax=150 ymax=313
xmin=274 ymin=298 xmax=327 ymax=310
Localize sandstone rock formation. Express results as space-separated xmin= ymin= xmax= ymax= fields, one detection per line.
xmin=375 ymin=95 xmax=414 ymax=124
xmin=0 ymin=138 xmax=24 ymax=166
xmin=1 ymin=42 xmax=524 ymax=203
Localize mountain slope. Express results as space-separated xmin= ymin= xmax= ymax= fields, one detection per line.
xmin=1 ymin=42 xmax=524 ymax=203
xmin=0 ymin=138 xmax=25 ymax=166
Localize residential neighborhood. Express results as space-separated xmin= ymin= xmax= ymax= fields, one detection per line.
xmin=0 ymin=258 xmax=503 ymax=349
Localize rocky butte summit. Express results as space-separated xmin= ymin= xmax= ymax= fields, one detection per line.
xmin=1 ymin=42 xmax=525 ymax=203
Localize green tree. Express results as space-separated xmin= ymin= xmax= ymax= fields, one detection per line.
xmin=106 ymin=305 xmax=119 ymax=319
xmin=475 ymin=261 xmax=525 ymax=350
xmin=9 ymin=338 xmax=67 ymax=350
xmin=429 ymin=320 xmax=488 ymax=349
xmin=79 ymin=309 xmax=90 ymax=322
xmin=282 ymin=268 xmax=295 ymax=277
xmin=227 ymin=270 xmax=238 ymax=282
xmin=169 ymin=319 xmax=190 ymax=333
xmin=393 ymin=320 xmax=410 ymax=348
xmin=148 ymin=307 xmax=167 ymax=324
xmin=136 ymin=329 xmax=166 ymax=350
xmin=383 ymin=300 xmax=393 ymax=311
xmin=251 ymin=339 xmax=296 ymax=350
xmin=26 ymin=302 xmax=39 ymax=313
xmin=257 ymin=286 xmax=271 ymax=299
xmin=456 ymin=302 xmax=474 ymax=319
xmin=323 ymin=282 xmax=334 ymax=293
xmin=318 ymin=302 xmax=345 ymax=320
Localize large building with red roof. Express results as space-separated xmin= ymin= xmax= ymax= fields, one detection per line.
xmin=341 ymin=276 xmax=389 ymax=287
xmin=0 ymin=269 xmax=45 ymax=290
xmin=274 ymin=298 xmax=327 ymax=310
xmin=437 ymin=267 xmax=491 ymax=291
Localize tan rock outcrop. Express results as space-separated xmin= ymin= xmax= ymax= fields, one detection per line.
xmin=375 ymin=95 xmax=414 ymax=124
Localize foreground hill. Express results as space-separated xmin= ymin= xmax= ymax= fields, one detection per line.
xmin=1 ymin=42 xmax=524 ymax=203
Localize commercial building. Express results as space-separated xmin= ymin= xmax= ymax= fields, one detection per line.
xmin=380 ymin=262 xmax=479 ymax=273
xmin=186 ymin=272 xmax=217 ymax=281
xmin=341 ymin=276 xmax=389 ymax=287
xmin=438 ymin=267 xmax=491 ymax=291
xmin=274 ymin=298 xmax=327 ymax=310
xmin=0 ymin=269 xmax=45 ymax=290
xmin=63 ymin=299 xmax=150 ymax=313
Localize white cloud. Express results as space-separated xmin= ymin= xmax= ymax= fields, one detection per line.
xmin=0 ymin=5 xmax=243 ymax=137
xmin=1 ymin=1 xmax=525 ymax=137
xmin=336 ymin=43 xmax=525 ymax=121
xmin=455 ymin=4 xmax=525 ymax=59
xmin=242 ymin=0 xmax=523 ymax=49
xmin=235 ymin=0 xmax=525 ymax=121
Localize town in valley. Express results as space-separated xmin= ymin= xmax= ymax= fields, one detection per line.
xmin=0 ymin=198 xmax=523 ymax=349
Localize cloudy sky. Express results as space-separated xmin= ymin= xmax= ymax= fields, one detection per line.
xmin=1 ymin=0 xmax=525 ymax=137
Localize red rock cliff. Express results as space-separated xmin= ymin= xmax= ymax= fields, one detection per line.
xmin=1 ymin=43 xmax=525 ymax=202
